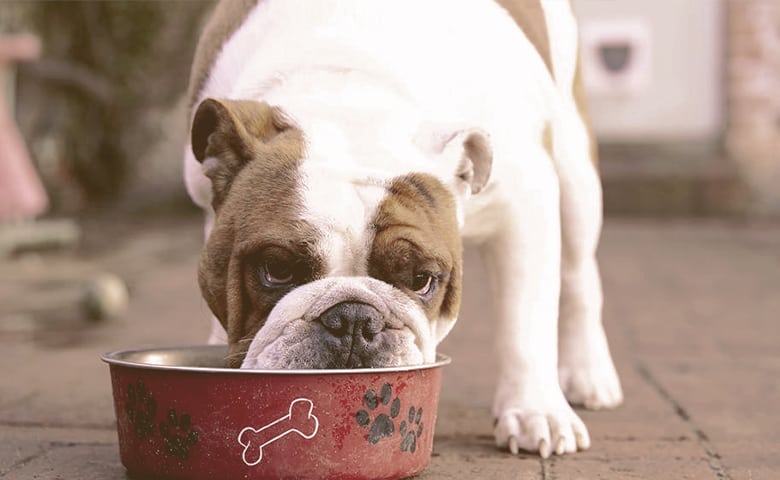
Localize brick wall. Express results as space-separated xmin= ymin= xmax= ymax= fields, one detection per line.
xmin=725 ymin=0 xmax=780 ymax=214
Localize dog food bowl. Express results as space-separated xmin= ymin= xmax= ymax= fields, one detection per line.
xmin=102 ymin=345 xmax=450 ymax=480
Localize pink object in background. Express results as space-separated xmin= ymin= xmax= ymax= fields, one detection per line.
xmin=0 ymin=34 xmax=47 ymax=222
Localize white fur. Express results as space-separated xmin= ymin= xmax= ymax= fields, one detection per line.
xmin=298 ymin=162 xmax=385 ymax=278
xmin=185 ymin=0 xmax=622 ymax=458
xmin=541 ymin=0 xmax=623 ymax=412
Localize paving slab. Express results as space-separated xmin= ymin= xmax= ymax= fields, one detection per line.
xmin=0 ymin=426 xmax=117 ymax=477
xmin=3 ymin=444 xmax=123 ymax=480
xmin=1 ymin=216 xmax=778 ymax=479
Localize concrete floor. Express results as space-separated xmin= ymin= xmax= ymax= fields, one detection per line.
xmin=1 ymin=214 xmax=778 ymax=479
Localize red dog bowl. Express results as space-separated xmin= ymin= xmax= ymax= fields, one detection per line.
xmin=102 ymin=345 xmax=449 ymax=480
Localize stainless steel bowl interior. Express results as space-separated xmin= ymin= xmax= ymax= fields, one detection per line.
xmin=113 ymin=344 xmax=229 ymax=368
xmin=102 ymin=344 xmax=451 ymax=374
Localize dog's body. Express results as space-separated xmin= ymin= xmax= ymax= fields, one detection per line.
xmin=184 ymin=0 xmax=622 ymax=458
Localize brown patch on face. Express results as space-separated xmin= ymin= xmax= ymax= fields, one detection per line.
xmin=192 ymin=99 xmax=323 ymax=367
xmin=187 ymin=0 xmax=260 ymax=116
xmin=368 ymin=173 xmax=463 ymax=325
xmin=496 ymin=0 xmax=554 ymax=79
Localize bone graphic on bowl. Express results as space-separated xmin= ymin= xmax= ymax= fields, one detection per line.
xmin=237 ymin=398 xmax=320 ymax=466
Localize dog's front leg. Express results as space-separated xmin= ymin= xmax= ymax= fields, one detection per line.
xmin=480 ymin=157 xmax=589 ymax=458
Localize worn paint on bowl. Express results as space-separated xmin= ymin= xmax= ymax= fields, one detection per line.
xmin=102 ymin=345 xmax=450 ymax=480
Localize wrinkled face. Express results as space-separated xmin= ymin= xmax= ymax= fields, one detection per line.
xmin=191 ymin=98 xmax=491 ymax=369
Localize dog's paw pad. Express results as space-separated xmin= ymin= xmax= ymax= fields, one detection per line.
xmin=399 ymin=405 xmax=423 ymax=452
xmin=159 ymin=408 xmax=199 ymax=460
xmin=355 ymin=383 xmax=401 ymax=444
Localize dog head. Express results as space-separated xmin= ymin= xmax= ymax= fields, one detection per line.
xmin=191 ymin=98 xmax=492 ymax=369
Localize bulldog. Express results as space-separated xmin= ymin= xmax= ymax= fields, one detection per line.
xmin=184 ymin=0 xmax=623 ymax=458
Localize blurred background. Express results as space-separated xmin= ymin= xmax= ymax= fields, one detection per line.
xmin=0 ymin=1 xmax=212 ymax=218
xmin=1 ymin=0 xmax=779 ymax=220
xmin=574 ymin=0 xmax=779 ymax=217
xmin=0 ymin=0 xmax=778 ymax=220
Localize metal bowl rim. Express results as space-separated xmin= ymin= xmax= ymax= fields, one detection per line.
xmin=101 ymin=344 xmax=451 ymax=374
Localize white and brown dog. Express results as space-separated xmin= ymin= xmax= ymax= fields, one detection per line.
xmin=184 ymin=0 xmax=622 ymax=458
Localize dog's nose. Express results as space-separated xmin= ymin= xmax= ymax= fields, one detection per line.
xmin=318 ymin=302 xmax=384 ymax=341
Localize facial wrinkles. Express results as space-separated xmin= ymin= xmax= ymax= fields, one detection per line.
xmin=200 ymin=137 xmax=311 ymax=364
xmin=299 ymin=162 xmax=387 ymax=278
xmin=368 ymin=173 xmax=463 ymax=324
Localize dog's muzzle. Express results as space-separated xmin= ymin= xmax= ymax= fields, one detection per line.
xmin=240 ymin=277 xmax=436 ymax=369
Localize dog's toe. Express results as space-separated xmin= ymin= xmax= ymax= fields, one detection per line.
xmin=493 ymin=403 xmax=590 ymax=457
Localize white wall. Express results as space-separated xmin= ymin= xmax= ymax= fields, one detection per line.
xmin=572 ymin=0 xmax=724 ymax=142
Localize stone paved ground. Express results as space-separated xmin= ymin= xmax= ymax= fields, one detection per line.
xmin=1 ymin=214 xmax=778 ymax=479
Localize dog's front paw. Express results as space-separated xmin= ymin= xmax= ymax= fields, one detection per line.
xmin=559 ymin=325 xmax=623 ymax=410
xmin=493 ymin=383 xmax=590 ymax=458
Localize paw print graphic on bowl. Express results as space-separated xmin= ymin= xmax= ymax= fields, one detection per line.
xmin=355 ymin=383 xmax=401 ymax=444
xmin=159 ymin=408 xmax=199 ymax=460
xmin=400 ymin=405 xmax=423 ymax=453
xmin=125 ymin=380 xmax=156 ymax=439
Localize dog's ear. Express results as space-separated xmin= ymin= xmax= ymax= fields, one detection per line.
xmin=415 ymin=125 xmax=493 ymax=197
xmin=191 ymin=98 xmax=302 ymax=209
xmin=444 ymin=128 xmax=493 ymax=195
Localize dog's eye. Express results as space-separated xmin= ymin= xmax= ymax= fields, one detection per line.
xmin=411 ymin=273 xmax=436 ymax=297
xmin=261 ymin=259 xmax=294 ymax=286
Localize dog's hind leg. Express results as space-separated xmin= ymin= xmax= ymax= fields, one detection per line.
xmin=539 ymin=0 xmax=622 ymax=411
xmin=551 ymin=71 xmax=622 ymax=411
